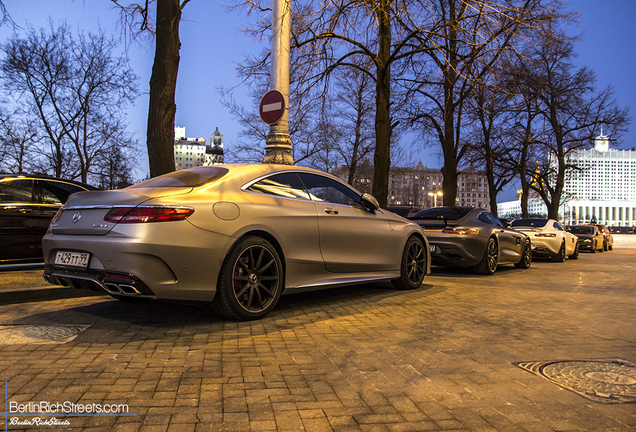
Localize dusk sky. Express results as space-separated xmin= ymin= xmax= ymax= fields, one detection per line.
xmin=2 ymin=0 xmax=635 ymax=195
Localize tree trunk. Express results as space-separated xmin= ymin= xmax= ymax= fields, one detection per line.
xmin=147 ymin=0 xmax=181 ymax=177
xmin=372 ymin=0 xmax=391 ymax=208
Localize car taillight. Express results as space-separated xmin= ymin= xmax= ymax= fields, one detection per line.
xmin=442 ymin=228 xmax=479 ymax=235
xmin=50 ymin=209 xmax=64 ymax=225
xmin=103 ymin=206 xmax=194 ymax=224
xmin=535 ymin=233 xmax=556 ymax=237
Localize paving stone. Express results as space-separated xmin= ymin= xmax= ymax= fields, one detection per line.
xmin=2 ymin=249 xmax=636 ymax=431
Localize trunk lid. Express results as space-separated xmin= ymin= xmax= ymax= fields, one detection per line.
xmin=50 ymin=188 xmax=192 ymax=235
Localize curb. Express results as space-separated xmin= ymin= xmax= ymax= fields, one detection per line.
xmin=0 ymin=286 xmax=106 ymax=305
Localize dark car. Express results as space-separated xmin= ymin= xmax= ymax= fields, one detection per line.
xmin=409 ymin=206 xmax=531 ymax=275
xmin=594 ymin=224 xmax=614 ymax=251
xmin=568 ymin=224 xmax=604 ymax=253
xmin=386 ymin=205 xmax=422 ymax=218
xmin=0 ymin=174 xmax=95 ymax=264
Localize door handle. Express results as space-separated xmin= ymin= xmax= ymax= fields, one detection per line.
xmin=324 ymin=208 xmax=339 ymax=215
xmin=17 ymin=208 xmax=33 ymax=214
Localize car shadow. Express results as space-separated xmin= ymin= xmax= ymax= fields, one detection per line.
xmin=9 ymin=282 xmax=446 ymax=344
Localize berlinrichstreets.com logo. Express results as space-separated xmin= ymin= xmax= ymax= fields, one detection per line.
xmin=4 ymin=381 xmax=136 ymax=428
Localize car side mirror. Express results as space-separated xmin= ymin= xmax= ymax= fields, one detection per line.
xmin=360 ymin=193 xmax=379 ymax=212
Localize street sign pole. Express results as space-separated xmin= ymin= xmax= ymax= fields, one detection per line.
xmin=263 ymin=0 xmax=293 ymax=165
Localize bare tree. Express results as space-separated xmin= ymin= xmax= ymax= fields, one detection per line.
xmin=113 ymin=0 xmax=190 ymax=178
xmin=220 ymin=40 xmax=327 ymax=165
xmin=0 ymin=1 xmax=16 ymax=29
xmin=95 ymin=144 xmax=137 ymax=189
xmin=1 ymin=22 xmax=138 ymax=183
xmin=523 ymin=34 xmax=630 ymax=219
xmin=464 ymin=73 xmax=517 ymax=215
xmin=231 ymin=0 xmax=441 ymax=207
xmin=0 ymin=114 xmax=39 ymax=174
xmin=331 ymin=65 xmax=376 ymax=186
xmin=400 ymin=0 xmax=566 ymax=207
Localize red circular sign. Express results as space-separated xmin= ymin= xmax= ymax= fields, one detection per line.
xmin=259 ymin=90 xmax=286 ymax=125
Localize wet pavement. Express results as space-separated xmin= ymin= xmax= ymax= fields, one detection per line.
xmin=0 ymin=236 xmax=635 ymax=431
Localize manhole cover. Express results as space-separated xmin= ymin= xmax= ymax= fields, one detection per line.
xmin=515 ymin=358 xmax=636 ymax=404
xmin=0 ymin=324 xmax=91 ymax=344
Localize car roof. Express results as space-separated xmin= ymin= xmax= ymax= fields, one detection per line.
xmin=128 ymin=163 xmax=361 ymax=192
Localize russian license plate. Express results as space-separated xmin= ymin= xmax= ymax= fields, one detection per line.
xmin=54 ymin=251 xmax=90 ymax=268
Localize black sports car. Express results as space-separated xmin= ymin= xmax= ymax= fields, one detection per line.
xmin=409 ymin=206 xmax=531 ymax=274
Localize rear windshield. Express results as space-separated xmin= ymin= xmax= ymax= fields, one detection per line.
xmin=511 ymin=219 xmax=548 ymax=228
xmin=411 ymin=207 xmax=471 ymax=220
xmin=570 ymin=226 xmax=594 ymax=234
xmin=128 ymin=166 xmax=228 ymax=188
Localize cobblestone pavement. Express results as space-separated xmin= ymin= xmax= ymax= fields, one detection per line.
xmin=0 ymin=239 xmax=635 ymax=431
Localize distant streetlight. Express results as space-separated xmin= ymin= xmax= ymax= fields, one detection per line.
xmin=428 ymin=191 xmax=443 ymax=207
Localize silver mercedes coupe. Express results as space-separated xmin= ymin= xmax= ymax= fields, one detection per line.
xmin=43 ymin=164 xmax=430 ymax=320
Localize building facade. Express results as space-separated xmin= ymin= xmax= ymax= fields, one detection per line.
xmin=334 ymin=162 xmax=491 ymax=210
xmin=174 ymin=126 xmax=225 ymax=170
xmin=498 ymin=134 xmax=636 ymax=227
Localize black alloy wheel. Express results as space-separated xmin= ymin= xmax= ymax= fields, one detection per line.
xmin=515 ymin=240 xmax=532 ymax=269
xmin=392 ymin=236 xmax=427 ymax=290
xmin=213 ymin=236 xmax=283 ymax=320
xmin=552 ymin=241 xmax=566 ymax=262
xmin=569 ymin=242 xmax=579 ymax=259
xmin=474 ymin=238 xmax=498 ymax=275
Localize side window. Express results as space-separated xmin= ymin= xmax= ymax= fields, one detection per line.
xmin=0 ymin=179 xmax=34 ymax=204
xmin=299 ymin=173 xmax=360 ymax=206
xmin=554 ymin=222 xmax=564 ymax=231
xmin=246 ymin=172 xmax=310 ymax=200
xmin=40 ymin=180 xmax=87 ymax=205
xmin=478 ymin=211 xmax=502 ymax=227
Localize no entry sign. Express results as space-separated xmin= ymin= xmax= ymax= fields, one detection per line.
xmin=259 ymin=90 xmax=286 ymax=125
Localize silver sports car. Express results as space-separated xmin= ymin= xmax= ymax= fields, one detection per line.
xmin=509 ymin=218 xmax=579 ymax=261
xmin=409 ymin=206 xmax=531 ymax=275
xmin=43 ymin=164 xmax=430 ymax=320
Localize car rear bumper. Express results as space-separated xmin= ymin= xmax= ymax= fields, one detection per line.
xmin=427 ymin=237 xmax=484 ymax=267
xmin=529 ymin=238 xmax=560 ymax=256
xmin=42 ymin=224 xmax=235 ymax=301
xmin=44 ymin=267 xmax=156 ymax=298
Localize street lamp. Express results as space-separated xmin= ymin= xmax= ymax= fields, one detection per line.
xmin=428 ymin=191 xmax=443 ymax=207
xmin=263 ymin=0 xmax=293 ymax=165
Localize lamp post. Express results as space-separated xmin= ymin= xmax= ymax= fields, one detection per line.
xmin=428 ymin=191 xmax=443 ymax=207
xmin=262 ymin=0 xmax=293 ymax=165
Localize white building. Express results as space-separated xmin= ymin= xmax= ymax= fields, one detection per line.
xmin=497 ymin=198 xmax=548 ymax=219
xmin=498 ymin=134 xmax=636 ymax=227
xmin=174 ymin=126 xmax=225 ymax=170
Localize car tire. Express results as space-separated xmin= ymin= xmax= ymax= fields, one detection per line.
xmin=392 ymin=236 xmax=427 ymax=290
xmin=514 ymin=240 xmax=532 ymax=269
xmin=473 ymin=237 xmax=498 ymax=275
xmin=568 ymin=242 xmax=579 ymax=260
xmin=551 ymin=241 xmax=566 ymax=262
xmin=213 ymin=236 xmax=283 ymax=321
